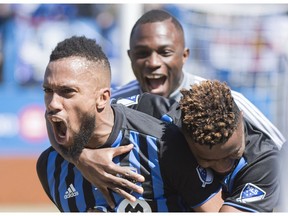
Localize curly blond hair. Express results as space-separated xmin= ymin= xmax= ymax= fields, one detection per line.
xmin=179 ymin=80 xmax=240 ymax=147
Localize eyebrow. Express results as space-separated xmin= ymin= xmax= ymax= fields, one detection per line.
xmin=133 ymin=44 xmax=173 ymax=50
xmin=42 ymin=84 xmax=75 ymax=90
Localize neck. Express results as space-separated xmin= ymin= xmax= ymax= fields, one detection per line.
xmin=86 ymin=106 xmax=114 ymax=149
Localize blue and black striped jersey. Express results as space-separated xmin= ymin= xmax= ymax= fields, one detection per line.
xmin=37 ymin=104 xmax=221 ymax=212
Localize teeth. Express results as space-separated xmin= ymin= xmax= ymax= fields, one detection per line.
xmin=51 ymin=117 xmax=62 ymax=122
xmin=146 ymin=74 xmax=163 ymax=79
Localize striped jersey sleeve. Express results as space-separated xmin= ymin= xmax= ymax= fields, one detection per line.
xmin=231 ymin=90 xmax=286 ymax=149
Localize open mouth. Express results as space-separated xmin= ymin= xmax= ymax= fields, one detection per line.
xmin=49 ymin=116 xmax=67 ymax=144
xmin=145 ymin=74 xmax=166 ymax=89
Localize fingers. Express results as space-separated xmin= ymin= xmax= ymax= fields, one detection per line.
xmin=110 ymin=187 xmax=137 ymax=203
xmin=97 ymin=174 xmax=143 ymax=208
xmin=105 ymin=172 xmax=144 ymax=194
xmin=106 ymin=166 xmax=145 ymax=194
xmin=107 ymin=164 xmax=145 ymax=183
xmin=122 ymin=168 xmax=145 ymax=182
xmin=112 ymin=144 xmax=134 ymax=157
xmin=99 ymin=187 xmax=115 ymax=209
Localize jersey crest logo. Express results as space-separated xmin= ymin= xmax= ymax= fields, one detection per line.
xmin=117 ymin=199 xmax=152 ymax=212
xmin=116 ymin=95 xmax=139 ymax=107
xmin=196 ymin=165 xmax=213 ymax=187
xmin=236 ymin=183 xmax=266 ymax=203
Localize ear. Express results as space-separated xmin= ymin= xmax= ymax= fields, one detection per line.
xmin=239 ymin=110 xmax=244 ymax=121
xmin=182 ymin=48 xmax=190 ymax=64
xmin=96 ymin=88 xmax=111 ymax=110
xmin=127 ymin=49 xmax=132 ymax=60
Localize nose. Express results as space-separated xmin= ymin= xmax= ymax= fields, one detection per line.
xmin=45 ymin=93 xmax=62 ymax=114
xmin=211 ymin=159 xmax=235 ymax=174
xmin=145 ymin=52 xmax=161 ymax=68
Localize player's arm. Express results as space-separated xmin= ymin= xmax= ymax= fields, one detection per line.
xmin=192 ymin=189 xmax=249 ymax=212
xmin=232 ymin=90 xmax=286 ymax=148
xmin=219 ymin=205 xmax=244 ymax=212
xmin=191 ymin=189 xmax=246 ymax=212
xmin=192 ymin=189 xmax=251 ymax=212
xmin=193 ymin=190 xmax=224 ymax=212
xmin=45 ymin=113 xmax=145 ymax=208
xmin=75 ymin=146 xmax=145 ymax=206
xmin=219 ymin=151 xmax=280 ymax=212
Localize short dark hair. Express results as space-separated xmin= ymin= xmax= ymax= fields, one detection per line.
xmin=50 ymin=36 xmax=111 ymax=72
xmin=179 ymin=80 xmax=240 ymax=147
xmin=130 ymin=9 xmax=184 ymax=42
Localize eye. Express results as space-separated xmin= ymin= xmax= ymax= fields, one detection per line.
xmin=133 ymin=50 xmax=150 ymax=59
xmin=59 ymin=88 xmax=75 ymax=97
xmin=61 ymin=88 xmax=74 ymax=94
xmin=160 ymin=49 xmax=173 ymax=57
xmin=43 ymin=87 xmax=52 ymax=93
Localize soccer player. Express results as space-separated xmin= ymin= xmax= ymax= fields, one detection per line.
xmin=115 ymin=81 xmax=282 ymax=212
xmin=37 ymin=36 xmax=223 ymax=212
xmin=179 ymin=80 xmax=281 ymax=212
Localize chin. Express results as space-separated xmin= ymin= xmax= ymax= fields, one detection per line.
xmin=149 ymin=89 xmax=165 ymax=96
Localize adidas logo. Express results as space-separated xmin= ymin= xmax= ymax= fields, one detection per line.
xmin=64 ymin=184 xmax=79 ymax=199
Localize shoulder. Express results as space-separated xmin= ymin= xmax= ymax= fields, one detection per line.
xmin=183 ymin=71 xmax=206 ymax=85
xmin=246 ymin=118 xmax=280 ymax=167
xmin=115 ymin=93 xmax=179 ymax=121
xmin=231 ymin=90 xmax=285 ymax=148
xmin=221 ymin=121 xmax=281 ymax=212
xmin=37 ymin=147 xmax=55 ymax=168
xmin=36 ymin=147 xmax=58 ymax=200
xmin=36 ymin=146 xmax=63 ymax=177
xmin=136 ymin=93 xmax=177 ymax=113
xmin=113 ymin=103 xmax=177 ymax=140
xmin=111 ymin=80 xmax=141 ymax=99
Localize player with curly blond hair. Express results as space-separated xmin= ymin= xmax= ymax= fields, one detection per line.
xmin=180 ymin=80 xmax=240 ymax=148
xmin=178 ymin=80 xmax=281 ymax=212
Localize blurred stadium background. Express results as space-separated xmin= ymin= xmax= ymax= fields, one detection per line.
xmin=0 ymin=3 xmax=287 ymax=212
